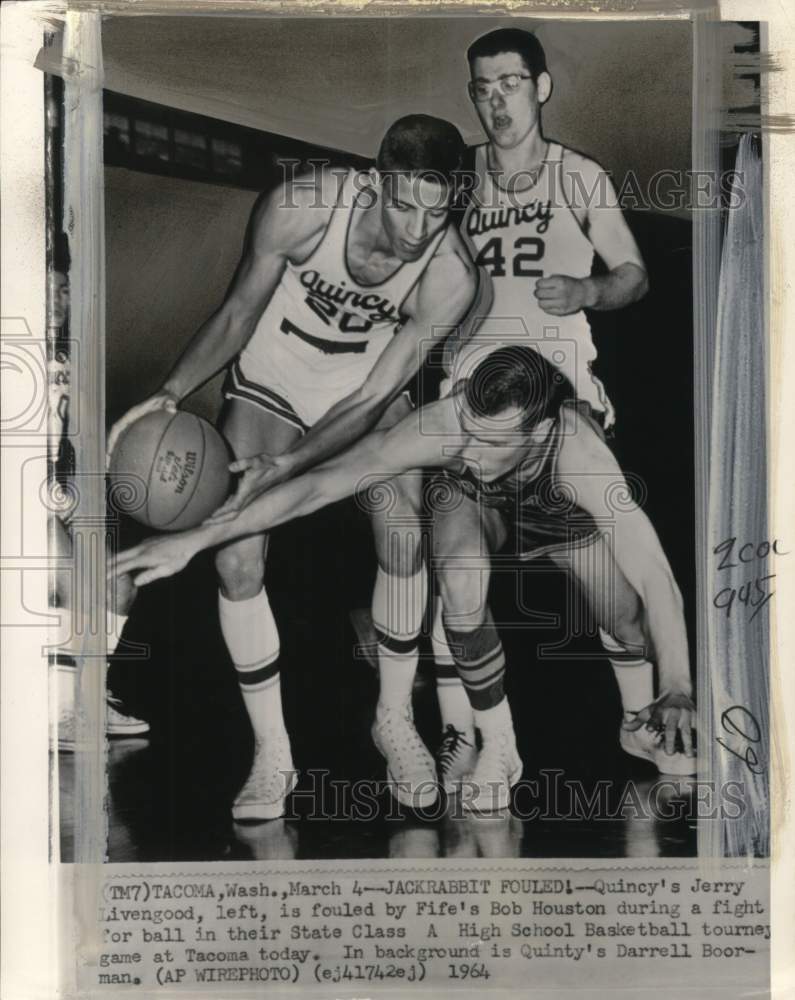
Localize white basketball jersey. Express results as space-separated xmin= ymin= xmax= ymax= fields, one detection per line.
xmin=241 ymin=170 xmax=445 ymax=386
xmin=456 ymin=142 xmax=612 ymax=417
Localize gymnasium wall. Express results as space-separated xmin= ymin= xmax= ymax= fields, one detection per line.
xmin=105 ymin=166 xmax=257 ymax=424
xmin=52 ymin=18 xmax=699 ymax=199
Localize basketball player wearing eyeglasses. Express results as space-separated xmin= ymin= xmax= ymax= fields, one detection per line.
xmin=424 ymin=28 xmax=695 ymax=808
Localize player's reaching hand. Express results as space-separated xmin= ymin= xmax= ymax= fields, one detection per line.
xmin=112 ymin=529 xmax=205 ymax=587
xmin=206 ymin=452 xmax=293 ymax=523
xmin=628 ymin=691 xmax=697 ymax=759
xmin=533 ymin=274 xmax=594 ymax=316
xmin=106 ymin=391 xmax=179 ymax=466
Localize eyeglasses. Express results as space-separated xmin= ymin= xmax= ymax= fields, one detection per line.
xmin=468 ymin=74 xmax=532 ymax=102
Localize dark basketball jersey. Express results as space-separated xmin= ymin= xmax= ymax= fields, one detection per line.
xmin=433 ymin=402 xmax=603 ymax=560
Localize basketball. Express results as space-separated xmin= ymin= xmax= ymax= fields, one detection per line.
xmin=109 ymin=410 xmax=232 ymax=530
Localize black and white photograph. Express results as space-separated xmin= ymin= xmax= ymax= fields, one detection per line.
xmin=3 ymin=3 xmax=791 ymax=997
xmin=39 ymin=15 xmax=768 ymax=864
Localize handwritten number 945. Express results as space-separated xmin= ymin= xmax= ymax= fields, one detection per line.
xmin=712 ymin=574 xmax=775 ymax=623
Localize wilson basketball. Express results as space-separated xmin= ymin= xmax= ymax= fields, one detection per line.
xmin=110 ymin=410 xmax=232 ymax=530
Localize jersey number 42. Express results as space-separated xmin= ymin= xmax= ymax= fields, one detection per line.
xmin=475 ymin=236 xmax=545 ymax=278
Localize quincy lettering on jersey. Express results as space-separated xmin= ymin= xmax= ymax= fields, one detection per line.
xmin=298 ymin=269 xmax=402 ymax=332
xmin=466 ymin=198 xmax=553 ymax=238
xmin=457 ymin=143 xmax=612 ymax=421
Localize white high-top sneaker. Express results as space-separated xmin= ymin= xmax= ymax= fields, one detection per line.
xmin=372 ymin=705 xmax=438 ymax=808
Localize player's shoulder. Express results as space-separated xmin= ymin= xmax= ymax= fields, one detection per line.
xmin=557 ymin=144 xmax=604 ymax=176
xmin=299 ymin=165 xmax=351 ymax=209
xmin=436 ymin=224 xmax=475 ymax=270
xmin=249 ymin=166 xmax=342 ymax=251
xmin=424 ymin=227 xmax=478 ymax=300
xmin=414 ymin=391 xmax=465 ymax=447
xmin=556 ymin=404 xmax=615 ymax=475
xmin=556 ymin=145 xmax=616 ymax=212
xmin=382 ymin=394 xmax=462 ymax=466
xmin=279 ymin=166 xmax=346 ymax=212
xmin=557 ymin=146 xmax=614 ymax=189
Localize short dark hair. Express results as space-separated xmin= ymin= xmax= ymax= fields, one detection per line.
xmin=376 ymin=114 xmax=465 ymax=189
xmin=464 ymin=345 xmax=572 ymax=431
xmin=467 ymin=28 xmax=548 ymax=81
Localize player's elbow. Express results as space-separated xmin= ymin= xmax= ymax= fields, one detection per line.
xmin=629 ymin=263 xmax=649 ymax=301
xmin=642 ymin=554 xmax=684 ymax=616
xmin=666 ymin=570 xmax=684 ymax=613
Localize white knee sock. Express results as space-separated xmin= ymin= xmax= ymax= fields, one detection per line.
xmin=431 ymin=597 xmax=474 ymax=736
xmin=372 ymin=564 xmax=426 ymax=718
xmin=219 ymin=589 xmax=285 ymax=739
xmin=599 ymin=627 xmax=654 ymax=723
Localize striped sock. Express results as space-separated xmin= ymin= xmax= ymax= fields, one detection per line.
xmin=372 ymin=565 xmax=426 ymax=717
xmin=219 ymin=589 xmax=284 ymax=738
xmin=599 ymin=627 xmax=653 ymax=722
xmin=431 ymin=596 xmax=474 ymax=735
xmin=444 ymin=609 xmax=506 ymax=711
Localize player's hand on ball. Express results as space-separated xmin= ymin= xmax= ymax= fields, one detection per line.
xmin=534 ymin=275 xmax=592 ymax=316
xmin=112 ymin=531 xmax=201 ymax=587
xmin=632 ymin=691 xmax=697 ymax=758
xmin=106 ymin=391 xmax=178 ymax=466
xmin=206 ymin=452 xmax=292 ymax=523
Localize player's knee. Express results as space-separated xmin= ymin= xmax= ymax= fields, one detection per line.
xmin=372 ymin=490 xmax=424 ymax=577
xmin=214 ymin=546 xmax=265 ymax=598
xmin=378 ymin=537 xmax=423 ymax=577
xmin=437 ymin=567 xmax=488 ymax=629
xmin=392 ymin=474 xmax=423 ymax=516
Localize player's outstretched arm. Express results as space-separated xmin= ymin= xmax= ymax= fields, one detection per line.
xmin=557 ymin=415 xmax=694 ymax=754
xmin=113 ymin=401 xmax=453 ymax=586
xmin=107 ymin=173 xmax=333 ymax=462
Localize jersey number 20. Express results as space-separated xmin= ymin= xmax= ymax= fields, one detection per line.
xmin=475 ymin=236 xmax=544 ymax=278
xmin=305 ymin=293 xmax=373 ymax=333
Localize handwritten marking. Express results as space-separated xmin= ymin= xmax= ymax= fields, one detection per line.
xmin=712 ymin=536 xmax=787 ymax=621
xmin=716 ymin=705 xmax=765 ymax=775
